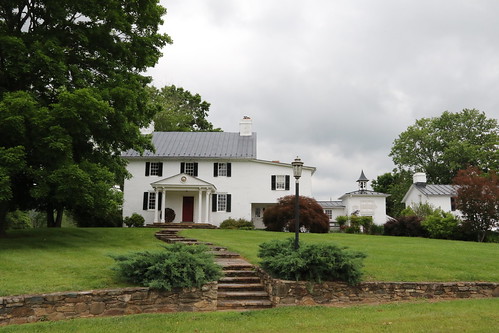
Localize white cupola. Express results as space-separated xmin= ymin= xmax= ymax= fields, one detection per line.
xmin=357 ymin=170 xmax=369 ymax=191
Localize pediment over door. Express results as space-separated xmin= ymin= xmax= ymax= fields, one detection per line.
xmin=150 ymin=173 xmax=216 ymax=191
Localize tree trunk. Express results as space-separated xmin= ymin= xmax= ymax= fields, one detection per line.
xmin=55 ymin=207 xmax=63 ymax=228
xmin=0 ymin=204 xmax=8 ymax=237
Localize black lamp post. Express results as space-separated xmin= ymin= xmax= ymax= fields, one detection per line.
xmin=292 ymin=157 xmax=303 ymax=250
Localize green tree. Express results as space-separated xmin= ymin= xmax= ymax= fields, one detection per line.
xmin=390 ymin=109 xmax=498 ymax=184
xmin=371 ymin=170 xmax=412 ymax=217
xmin=149 ymin=85 xmax=221 ymax=132
xmin=454 ymin=167 xmax=498 ymax=242
xmin=0 ymin=0 xmax=170 ymax=233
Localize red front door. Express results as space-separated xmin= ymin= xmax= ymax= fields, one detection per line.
xmin=182 ymin=196 xmax=194 ymax=222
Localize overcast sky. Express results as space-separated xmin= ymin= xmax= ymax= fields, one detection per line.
xmin=147 ymin=0 xmax=499 ymax=200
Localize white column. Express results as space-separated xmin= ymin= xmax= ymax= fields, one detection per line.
xmin=205 ymin=190 xmax=211 ymax=224
xmin=197 ymin=189 xmax=202 ymax=223
xmin=207 ymin=189 xmax=212 ymax=223
xmin=153 ymin=188 xmax=159 ymax=223
xmin=160 ymin=188 xmax=166 ymax=223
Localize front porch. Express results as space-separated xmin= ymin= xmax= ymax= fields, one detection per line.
xmin=150 ymin=173 xmax=217 ymax=224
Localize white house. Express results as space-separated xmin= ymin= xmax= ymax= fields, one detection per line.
xmin=121 ymin=117 xmax=315 ymax=228
xmin=402 ymin=172 xmax=460 ymax=215
xmin=318 ymin=171 xmax=389 ymax=226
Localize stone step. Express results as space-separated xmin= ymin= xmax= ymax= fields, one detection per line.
xmin=209 ymin=246 xmax=228 ymax=251
xmin=219 ymin=276 xmax=261 ymax=284
xmin=217 ymin=291 xmax=270 ymax=300
xmin=218 ymin=283 xmax=265 ymax=291
xmin=210 ymin=251 xmax=241 ymax=258
xmin=223 ymin=270 xmax=256 ymax=277
xmin=217 ymin=299 xmax=273 ymax=310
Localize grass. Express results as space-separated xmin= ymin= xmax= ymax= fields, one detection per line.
xmin=181 ymin=229 xmax=499 ymax=282
xmin=1 ymin=298 xmax=498 ymax=332
xmin=0 ymin=228 xmax=165 ymax=296
xmin=1 ymin=228 xmax=498 ymax=297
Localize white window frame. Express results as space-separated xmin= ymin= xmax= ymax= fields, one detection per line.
xmin=217 ymin=194 xmax=227 ymax=212
xmin=185 ymin=162 xmax=196 ymax=176
xmin=148 ymin=192 xmax=156 ymax=210
xmin=218 ymin=163 xmax=228 ymax=177
xmin=324 ymin=209 xmax=333 ymax=220
xmin=149 ymin=162 xmax=161 ymax=176
xmin=275 ymin=175 xmax=286 ymax=190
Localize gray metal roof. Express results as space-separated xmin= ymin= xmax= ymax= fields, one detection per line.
xmin=122 ymin=132 xmax=257 ymax=159
xmin=339 ymin=190 xmax=390 ymax=199
xmin=415 ymin=184 xmax=458 ymax=196
xmin=317 ymin=201 xmax=345 ymax=208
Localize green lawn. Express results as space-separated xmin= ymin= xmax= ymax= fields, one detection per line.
xmin=181 ymin=229 xmax=499 ymax=282
xmin=0 ymin=228 xmax=165 ymax=296
xmin=1 ymin=299 xmax=498 ymax=333
xmin=1 ymin=228 xmax=498 ymax=297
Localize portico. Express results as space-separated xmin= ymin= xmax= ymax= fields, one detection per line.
xmin=151 ymin=174 xmax=216 ymax=224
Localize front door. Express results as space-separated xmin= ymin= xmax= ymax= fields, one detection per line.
xmin=182 ymin=196 xmax=194 ymax=222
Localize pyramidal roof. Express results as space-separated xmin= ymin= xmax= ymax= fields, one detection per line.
xmin=357 ymin=170 xmax=369 ymax=182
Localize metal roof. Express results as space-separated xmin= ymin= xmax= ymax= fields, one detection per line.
xmin=414 ymin=184 xmax=458 ymax=196
xmin=317 ymin=201 xmax=345 ymax=208
xmin=339 ymin=190 xmax=390 ymax=199
xmin=122 ymin=132 xmax=257 ymax=159
xmin=357 ymin=170 xmax=369 ymax=182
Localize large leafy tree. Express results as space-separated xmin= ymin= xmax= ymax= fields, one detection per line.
xmin=371 ymin=170 xmax=412 ymax=217
xmin=149 ymin=85 xmax=220 ymax=132
xmin=390 ymin=109 xmax=498 ymax=184
xmin=454 ymin=167 xmax=498 ymax=242
xmin=0 ymin=0 xmax=170 ymax=234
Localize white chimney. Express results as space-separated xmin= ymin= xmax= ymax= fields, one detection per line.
xmin=413 ymin=172 xmax=427 ymax=185
xmin=239 ymin=116 xmax=252 ymax=136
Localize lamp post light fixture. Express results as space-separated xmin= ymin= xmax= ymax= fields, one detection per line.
xmin=291 ymin=156 xmax=304 ymax=250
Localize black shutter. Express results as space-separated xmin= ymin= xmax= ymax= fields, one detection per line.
xmin=214 ymin=163 xmax=218 ymax=177
xmin=271 ymin=175 xmax=276 ymax=190
xmin=227 ymin=163 xmax=232 ymax=177
xmin=285 ymin=175 xmax=290 ymax=190
xmin=158 ymin=163 xmax=163 ymax=177
xmin=145 ymin=162 xmax=150 ymax=176
xmin=157 ymin=192 xmax=162 ymax=210
xmin=194 ymin=163 xmax=198 ymax=177
xmin=226 ymin=194 xmax=231 ymax=212
xmin=212 ymin=194 xmax=217 ymax=212
xmin=143 ymin=192 xmax=149 ymax=210
xmin=180 ymin=162 xmax=185 ymax=173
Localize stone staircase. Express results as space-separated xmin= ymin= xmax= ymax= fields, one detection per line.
xmin=154 ymin=229 xmax=273 ymax=311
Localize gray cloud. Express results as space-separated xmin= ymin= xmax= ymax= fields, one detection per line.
xmin=149 ymin=0 xmax=499 ymax=199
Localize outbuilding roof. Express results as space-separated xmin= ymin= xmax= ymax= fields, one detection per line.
xmin=317 ymin=201 xmax=345 ymax=208
xmin=122 ymin=132 xmax=257 ymax=159
xmin=413 ymin=184 xmax=458 ymax=196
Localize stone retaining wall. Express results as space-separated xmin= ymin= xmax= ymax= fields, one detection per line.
xmin=0 ymin=283 xmax=217 ymax=326
xmin=255 ymin=267 xmax=499 ymax=306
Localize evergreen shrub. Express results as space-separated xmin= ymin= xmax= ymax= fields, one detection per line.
xmin=123 ymin=213 xmax=145 ymax=227
xmin=384 ymin=216 xmax=427 ymax=237
xmin=220 ymin=218 xmax=254 ymax=230
xmin=258 ymin=238 xmax=366 ymax=285
xmin=111 ymin=243 xmax=222 ymax=290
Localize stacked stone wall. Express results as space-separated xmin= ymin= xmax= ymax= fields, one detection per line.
xmin=255 ymin=267 xmax=499 ymax=306
xmin=0 ymin=283 xmax=217 ymax=326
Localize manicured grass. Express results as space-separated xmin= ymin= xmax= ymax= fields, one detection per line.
xmin=181 ymin=229 xmax=499 ymax=282
xmin=0 ymin=228 xmax=165 ymax=296
xmin=1 ymin=299 xmax=498 ymax=332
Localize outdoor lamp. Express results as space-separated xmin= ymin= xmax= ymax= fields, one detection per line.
xmin=291 ymin=157 xmax=303 ymax=250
